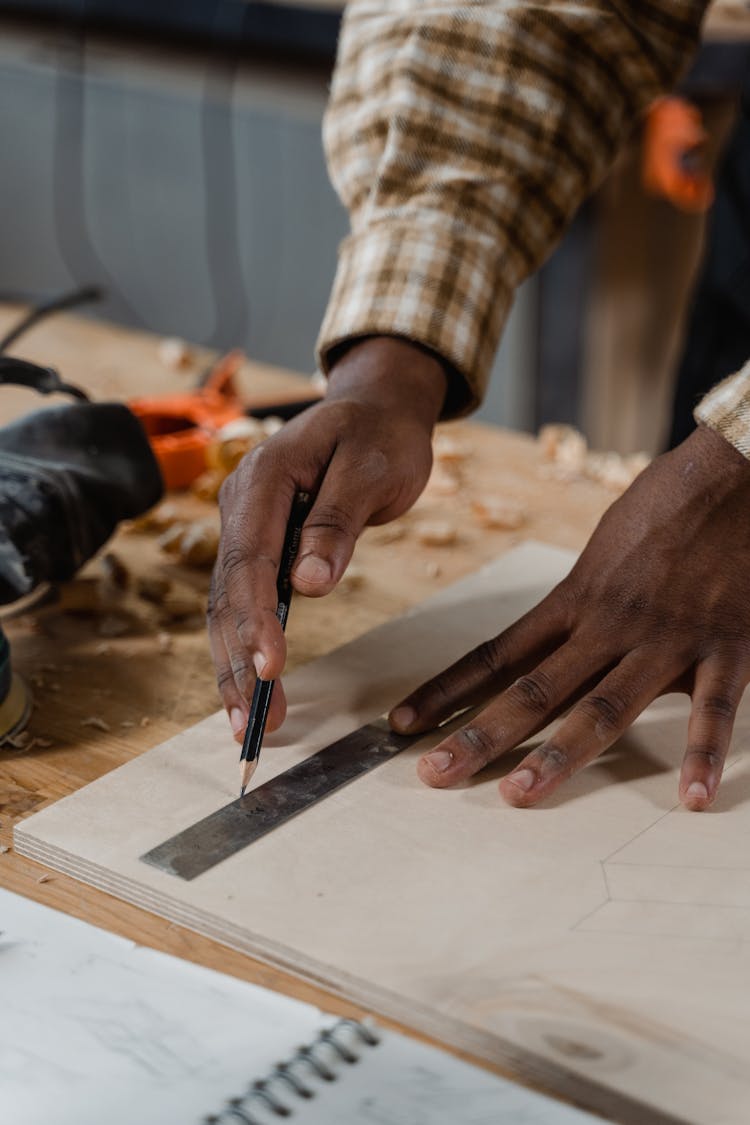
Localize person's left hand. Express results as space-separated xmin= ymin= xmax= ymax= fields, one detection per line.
xmin=388 ymin=423 xmax=750 ymax=811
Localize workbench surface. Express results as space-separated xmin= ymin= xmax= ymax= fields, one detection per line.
xmin=0 ymin=308 xmax=616 ymax=1071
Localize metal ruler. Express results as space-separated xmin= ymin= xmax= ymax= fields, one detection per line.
xmin=141 ymin=718 xmax=421 ymax=881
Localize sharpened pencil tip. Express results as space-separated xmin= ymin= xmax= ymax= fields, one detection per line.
xmin=240 ymin=786 xmax=246 ymax=798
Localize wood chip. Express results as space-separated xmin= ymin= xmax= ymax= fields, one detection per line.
xmin=415 ymin=520 xmax=458 ymax=547
xmin=160 ymin=585 xmax=205 ymax=621
xmin=424 ymin=561 xmax=442 ymax=579
xmin=471 ymin=497 xmax=528 ymax=530
xmin=0 ymin=845 xmax=9 ymax=854
xmin=36 ymin=874 xmax=52 ymax=884
xmin=424 ymin=465 xmax=461 ymax=497
xmin=140 ymin=716 xmax=151 ymax=728
xmin=157 ymin=631 xmax=174 ymax=654
xmin=538 ymin=424 xmax=587 ymax=472
xmin=433 ymin=434 xmax=470 ymax=463
xmin=130 ymin=501 xmax=181 ymax=534
xmin=158 ymin=520 xmax=220 ymax=569
xmin=98 ymin=615 xmax=130 ymax=638
xmin=176 ymin=521 xmax=220 ymax=568
xmin=262 ymin=416 xmax=284 ymax=437
xmin=157 ymin=336 xmax=193 ymax=370
xmin=100 ymin=552 xmax=130 ymax=593
xmin=191 ymin=469 xmax=225 ymax=503
xmin=81 ymin=716 xmax=111 ymax=733
xmin=157 ymin=522 xmax=188 ymax=556
xmin=135 ymin=574 xmax=172 ymax=605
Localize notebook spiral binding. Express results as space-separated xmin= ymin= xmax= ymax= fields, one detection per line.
xmin=203 ymin=1018 xmax=381 ymax=1124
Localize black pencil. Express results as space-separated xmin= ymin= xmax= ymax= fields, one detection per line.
xmin=239 ymin=490 xmax=312 ymax=796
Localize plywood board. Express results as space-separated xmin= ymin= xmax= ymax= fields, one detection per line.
xmin=14 ymin=544 xmax=750 ymax=1125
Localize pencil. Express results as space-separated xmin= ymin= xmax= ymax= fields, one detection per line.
xmin=239 ymin=490 xmax=312 ymax=796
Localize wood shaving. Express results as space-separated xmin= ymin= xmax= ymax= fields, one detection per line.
xmin=424 ymin=464 xmax=461 ymax=497
xmin=120 ymin=720 xmax=135 ymax=728
xmin=587 ymin=450 xmax=650 ymax=491
xmin=140 ymin=716 xmax=151 ymax=727
xmin=157 ymin=336 xmax=193 ymax=370
xmin=538 ymin=424 xmax=588 ymax=471
xmin=136 ymin=573 xmax=172 ymax=604
xmin=471 ymin=497 xmax=528 ymax=530
xmin=0 ymin=845 xmax=9 ymax=854
xmin=160 ymin=585 xmax=204 ymax=621
xmin=35 ymin=738 xmax=53 ymax=749
xmin=262 ymin=416 xmax=284 ymax=437
xmin=538 ymin=424 xmax=650 ymax=493
xmin=415 ymin=520 xmax=457 ymax=547
xmin=94 ymin=642 xmax=112 ymax=656
xmin=158 ymin=520 xmax=220 ymax=569
xmin=98 ymin=615 xmax=130 ymax=638
xmin=191 ymin=469 xmax=224 ymax=503
xmin=100 ymin=552 xmax=130 ymax=593
xmin=81 ymin=716 xmax=111 ymax=732
xmin=157 ymin=632 xmax=174 ymax=654
xmin=176 ymin=521 xmax=220 ymax=568
xmin=424 ymin=561 xmax=442 ymax=579
xmin=157 ymin=523 xmax=188 ymax=556
xmin=130 ymin=502 xmax=181 ymax=534
xmin=433 ymin=434 xmax=470 ymax=463
xmin=218 ymin=417 xmax=266 ymax=443
xmin=36 ymin=874 xmax=52 ymax=884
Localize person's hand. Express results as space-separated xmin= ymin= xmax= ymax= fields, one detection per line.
xmin=209 ymin=336 xmax=447 ymax=742
xmin=389 ymin=423 xmax=750 ymax=811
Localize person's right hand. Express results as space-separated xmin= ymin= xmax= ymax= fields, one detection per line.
xmin=208 ymin=336 xmax=448 ymax=742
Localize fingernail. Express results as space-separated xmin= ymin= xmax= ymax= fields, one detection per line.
xmin=391 ymin=705 xmax=417 ymax=731
xmin=253 ymin=652 xmax=266 ymax=678
xmin=294 ymin=554 xmax=332 ymax=586
xmin=423 ymin=749 xmax=454 ymax=773
xmin=507 ymin=768 xmax=536 ymax=792
xmin=686 ymin=780 xmax=708 ymax=801
xmin=229 ymin=707 xmax=246 ymax=737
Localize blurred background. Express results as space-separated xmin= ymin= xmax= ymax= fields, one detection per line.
xmin=0 ymin=0 xmax=748 ymax=451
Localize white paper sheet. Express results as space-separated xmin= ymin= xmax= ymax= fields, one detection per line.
xmin=0 ymin=888 xmax=601 ymax=1125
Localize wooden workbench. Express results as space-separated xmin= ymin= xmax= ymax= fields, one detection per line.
xmin=0 ymin=308 xmax=618 ymax=1071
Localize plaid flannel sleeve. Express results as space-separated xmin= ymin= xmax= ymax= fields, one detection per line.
xmin=317 ymin=0 xmax=706 ymax=416
xmin=695 ymin=361 xmax=750 ymax=457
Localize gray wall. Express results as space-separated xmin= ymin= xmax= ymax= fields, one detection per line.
xmin=0 ymin=24 xmax=536 ymax=428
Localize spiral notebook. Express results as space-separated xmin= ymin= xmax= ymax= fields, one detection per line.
xmin=1 ymin=888 xmax=602 ymax=1125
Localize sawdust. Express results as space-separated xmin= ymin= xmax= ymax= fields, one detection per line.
xmin=415 ymin=520 xmax=458 ymax=547
xmin=81 ymin=716 xmax=111 ymax=733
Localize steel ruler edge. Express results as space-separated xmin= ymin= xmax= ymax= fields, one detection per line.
xmin=140 ymin=718 xmax=424 ymax=881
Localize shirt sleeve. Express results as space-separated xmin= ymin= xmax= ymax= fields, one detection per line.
xmin=694 ymin=362 xmax=750 ymax=457
xmin=317 ymin=0 xmax=707 ymax=416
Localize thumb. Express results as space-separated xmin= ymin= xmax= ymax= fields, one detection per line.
xmin=292 ymin=461 xmax=381 ymax=597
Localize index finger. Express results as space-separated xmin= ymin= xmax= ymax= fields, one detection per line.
xmin=217 ymin=446 xmax=302 ymax=681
